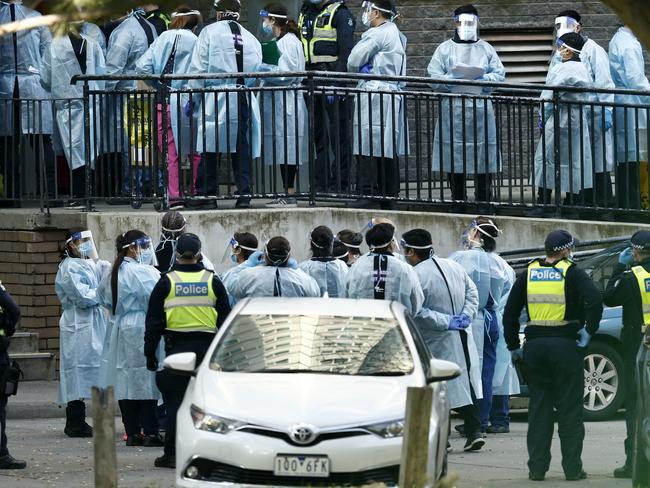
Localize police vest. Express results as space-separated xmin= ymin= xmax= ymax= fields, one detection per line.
xmin=298 ymin=2 xmax=342 ymax=64
xmin=526 ymin=259 xmax=573 ymax=326
xmin=632 ymin=265 xmax=650 ymax=332
xmin=164 ymin=270 xmax=218 ymax=333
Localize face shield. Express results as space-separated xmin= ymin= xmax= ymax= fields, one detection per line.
xmin=361 ymin=1 xmax=394 ymax=24
xmin=222 ymin=237 xmax=259 ymax=263
xmin=264 ymin=242 xmax=290 ymax=266
xmin=454 ymin=13 xmax=479 ymax=42
xmin=124 ymin=236 xmax=158 ymax=266
xmin=555 ymin=38 xmax=581 ymax=60
xmin=66 ymin=230 xmax=99 ymax=260
xmin=554 ymin=16 xmax=579 ymax=40
xmin=461 ymin=219 xmax=502 ymax=249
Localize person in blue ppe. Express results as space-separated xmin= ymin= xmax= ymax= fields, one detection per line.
xmin=402 ymin=229 xmax=485 ymax=452
xmin=449 ymin=217 xmax=518 ymax=437
xmin=0 ymin=0 xmax=55 ymax=205
xmin=299 ymin=226 xmax=349 ymax=297
xmin=336 ymin=229 xmax=364 ymax=267
xmin=0 ymin=280 xmax=26 ymax=469
xmin=101 ymin=230 xmax=163 ymax=447
xmin=603 ymin=230 xmax=650 ymax=478
xmin=345 ymin=223 xmax=423 ymax=315
xmin=102 ymin=8 xmax=157 ymax=202
xmin=347 ymin=0 xmax=406 ymax=211
xmin=427 ymin=4 xmax=505 ymax=210
xmin=55 ymin=230 xmax=111 ymax=438
xmin=231 ymin=236 xmax=320 ymax=298
xmin=298 ymin=0 xmax=355 ymax=193
xmin=534 ymin=33 xmax=594 ymax=207
xmin=80 ymin=22 xmax=107 ymax=55
xmin=41 ymin=27 xmax=105 ymax=208
xmin=221 ymin=232 xmax=259 ymax=295
xmin=136 ymin=6 xmax=202 ymax=207
xmin=550 ymin=11 xmax=616 ymax=208
xmin=259 ymin=4 xmax=307 ymax=208
xmin=609 ymin=26 xmax=650 ymax=210
xmin=188 ymin=0 xmax=262 ymax=210
xmin=145 ymin=233 xmax=231 ymax=469
xmin=503 ymin=230 xmax=602 ymax=482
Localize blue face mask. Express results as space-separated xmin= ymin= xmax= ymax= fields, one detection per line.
xmin=138 ymin=248 xmax=155 ymax=265
xmin=262 ymin=22 xmax=273 ymax=36
xmin=230 ymin=253 xmax=238 ymax=263
xmin=77 ymin=241 xmax=94 ymax=258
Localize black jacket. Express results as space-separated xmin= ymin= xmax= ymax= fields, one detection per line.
xmin=503 ymin=259 xmax=603 ymax=350
xmin=0 ymin=282 xmax=21 ymax=364
xmin=144 ymin=263 xmax=231 ymax=362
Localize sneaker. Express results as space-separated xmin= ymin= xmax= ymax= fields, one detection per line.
xmin=126 ymin=434 xmax=144 ymax=446
xmin=65 ymin=199 xmax=85 ymax=209
xmin=565 ymin=470 xmax=587 ymax=481
xmin=0 ymin=455 xmax=26 ymax=470
xmin=154 ymin=453 xmax=176 ymax=469
xmin=266 ymin=197 xmax=297 ymax=208
xmin=454 ymin=424 xmax=466 ymax=437
xmin=613 ymin=464 xmax=632 ymax=478
xmin=235 ymin=197 xmax=251 ymax=209
xmin=142 ymin=434 xmax=164 ymax=447
xmin=486 ymin=425 xmax=509 ymax=434
xmin=528 ymin=472 xmax=545 ymax=481
xmin=463 ymin=433 xmax=485 ymax=452
xmin=64 ymin=422 xmax=93 ymax=438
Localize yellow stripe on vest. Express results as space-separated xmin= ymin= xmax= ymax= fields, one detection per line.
xmin=298 ymin=2 xmax=342 ymax=64
xmin=632 ymin=265 xmax=650 ymax=330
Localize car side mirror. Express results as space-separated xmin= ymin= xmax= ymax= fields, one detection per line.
xmin=426 ymin=358 xmax=461 ymax=383
xmin=163 ymin=352 xmax=197 ymax=377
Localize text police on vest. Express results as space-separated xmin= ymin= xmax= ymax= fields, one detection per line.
xmin=175 ymin=282 xmax=209 ymax=296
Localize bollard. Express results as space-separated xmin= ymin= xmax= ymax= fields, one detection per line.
xmin=399 ymin=386 xmax=433 ymax=488
xmin=92 ymin=386 xmax=118 ymax=488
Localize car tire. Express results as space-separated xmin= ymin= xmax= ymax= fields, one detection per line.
xmin=583 ymin=341 xmax=626 ymax=422
xmin=632 ymin=395 xmax=649 ymax=487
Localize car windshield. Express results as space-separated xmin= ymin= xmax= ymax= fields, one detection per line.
xmin=210 ymin=314 xmax=415 ymax=376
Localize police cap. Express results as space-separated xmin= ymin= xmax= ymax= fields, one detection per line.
xmin=630 ymin=230 xmax=650 ymax=251
xmin=544 ymin=229 xmax=575 ymax=252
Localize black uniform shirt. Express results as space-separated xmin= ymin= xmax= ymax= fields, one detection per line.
xmin=503 ymin=260 xmax=603 ymax=350
xmin=144 ymin=263 xmax=231 ymax=361
xmin=0 ymin=281 xmax=21 ymax=365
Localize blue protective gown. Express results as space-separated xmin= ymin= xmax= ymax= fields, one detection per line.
xmin=41 ymin=35 xmax=105 ymax=170
xmin=427 ymin=39 xmax=505 ymax=174
xmin=609 ymin=27 xmax=650 ymax=163
xmin=299 ymin=259 xmax=349 ymax=298
xmin=0 ymin=1 xmax=52 ymax=135
xmin=187 ymin=20 xmax=262 ymax=156
xmin=231 ymin=265 xmax=320 ymax=299
xmin=97 ymin=257 xmax=161 ymax=400
xmin=412 ymin=256 xmax=482 ymax=408
xmin=135 ymin=28 xmax=198 ymax=157
xmin=260 ymin=32 xmax=308 ymax=166
xmin=55 ymin=257 xmax=111 ymax=403
xmin=345 ymin=253 xmax=424 ymax=316
xmin=534 ymin=60 xmax=595 ymax=193
xmin=347 ymin=21 xmax=407 ymax=159
xmin=81 ymin=22 xmax=107 ymax=55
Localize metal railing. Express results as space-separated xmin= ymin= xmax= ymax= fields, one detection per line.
xmin=0 ymin=71 xmax=647 ymax=221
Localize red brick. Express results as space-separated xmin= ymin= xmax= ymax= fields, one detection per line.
xmin=25 ymin=241 xmax=60 ymax=253
xmin=45 ymin=295 xmax=60 ymax=306
xmin=46 ymin=316 xmax=60 ymax=327
xmin=37 ymin=327 xmax=60 ymax=339
xmin=18 ymin=253 xmax=45 ymax=264
xmin=32 ymin=306 xmax=60 ymax=318
xmin=20 ymin=317 xmax=44 ymax=328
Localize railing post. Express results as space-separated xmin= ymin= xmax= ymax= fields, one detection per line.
xmin=92 ymin=386 xmax=117 ymax=488
xmin=552 ymin=90 xmax=562 ymax=216
xmin=399 ymin=386 xmax=432 ymax=488
xmin=307 ymin=72 xmax=316 ymax=207
xmin=82 ymin=81 xmax=93 ymax=212
xmin=159 ymin=78 xmax=169 ymax=211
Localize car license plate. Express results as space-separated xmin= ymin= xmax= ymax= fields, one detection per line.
xmin=274 ymin=455 xmax=330 ymax=477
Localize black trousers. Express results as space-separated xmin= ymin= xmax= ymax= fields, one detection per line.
xmin=621 ymin=329 xmax=643 ymax=466
xmin=454 ymin=330 xmax=482 ymax=438
xmin=280 ymin=165 xmax=297 ymax=191
xmin=95 ymin=152 xmax=124 ymax=198
xmin=118 ymin=399 xmax=158 ymax=437
xmin=449 ymin=173 xmax=492 ymax=202
xmin=616 ymin=162 xmax=643 ymax=209
xmin=156 ymin=369 xmax=190 ymax=456
xmin=523 ymin=336 xmax=585 ymax=477
xmin=0 ymin=134 xmax=55 ymax=199
xmin=0 ymin=394 xmax=7 ymax=457
xmin=357 ymin=155 xmax=399 ymax=198
xmin=579 ymin=172 xmax=614 ymax=207
xmin=313 ymin=94 xmax=351 ymax=192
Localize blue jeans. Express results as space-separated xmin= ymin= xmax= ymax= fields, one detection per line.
xmin=490 ymin=395 xmax=510 ymax=428
xmin=479 ymin=311 xmax=499 ymax=430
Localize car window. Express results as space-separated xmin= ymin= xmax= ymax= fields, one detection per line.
xmin=210 ymin=314 xmax=415 ymax=376
xmin=404 ymin=314 xmax=432 ymax=368
xmin=576 ymin=243 xmax=627 ymax=293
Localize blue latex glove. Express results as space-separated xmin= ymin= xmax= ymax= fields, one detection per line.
xmin=244 ymin=250 xmax=265 ymax=268
xmin=359 ymin=63 xmax=373 ymax=74
xmin=459 ymin=313 xmax=472 ymax=328
xmin=510 ymin=348 xmax=523 ymax=364
xmin=183 ymin=100 xmax=193 ymax=117
xmin=604 ymin=109 xmax=613 ymax=130
xmin=618 ymin=247 xmax=634 ymax=266
xmin=576 ymin=328 xmax=592 ymax=348
xmin=448 ymin=315 xmax=470 ymax=331
xmin=327 ymin=95 xmax=335 ymax=104
xmin=286 ymin=258 xmax=298 ymax=269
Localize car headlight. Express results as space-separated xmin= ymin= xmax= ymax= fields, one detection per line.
xmin=190 ymin=404 xmax=245 ymax=434
xmin=363 ymin=419 xmax=405 ymax=438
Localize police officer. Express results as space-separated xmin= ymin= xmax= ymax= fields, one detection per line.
xmin=603 ymin=230 xmax=650 ymax=478
xmin=144 ymin=233 xmax=231 ymax=469
xmin=503 ymin=230 xmax=602 ymax=482
xmin=0 ymin=280 xmax=25 ymax=469
xmin=298 ymin=0 xmax=355 ymax=193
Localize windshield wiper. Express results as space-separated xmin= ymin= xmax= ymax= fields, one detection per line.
xmin=361 ymin=371 xmax=409 ymax=376
xmin=242 ymin=368 xmax=352 ymax=375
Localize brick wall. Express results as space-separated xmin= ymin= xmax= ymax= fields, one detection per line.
xmin=0 ymin=230 xmax=64 ymax=360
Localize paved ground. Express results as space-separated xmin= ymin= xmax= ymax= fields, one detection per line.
xmin=0 ymin=413 xmax=630 ymax=487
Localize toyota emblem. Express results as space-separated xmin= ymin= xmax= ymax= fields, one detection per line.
xmin=289 ymin=424 xmax=317 ymax=445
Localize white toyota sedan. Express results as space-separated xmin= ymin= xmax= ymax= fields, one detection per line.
xmin=165 ymin=298 xmax=459 ymax=487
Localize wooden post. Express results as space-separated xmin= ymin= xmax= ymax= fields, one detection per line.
xmin=399 ymin=386 xmax=433 ymax=488
xmin=92 ymin=386 xmax=118 ymax=488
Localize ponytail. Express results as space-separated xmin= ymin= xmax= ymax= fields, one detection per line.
xmin=110 ymin=229 xmax=146 ymax=314
xmin=281 ymin=19 xmax=301 ymax=39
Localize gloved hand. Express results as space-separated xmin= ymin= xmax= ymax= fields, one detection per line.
xmin=604 ymin=109 xmax=613 ymax=130
xmin=459 ymin=313 xmax=472 ymax=328
xmin=510 ymin=347 xmax=524 ymax=364
xmin=327 ymin=95 xmax=335 ymax=105
xmin=618 ymin=247 xmax=634 ymax=266
xmin=576 ymin=328 xmax=592 ymax=348
xmin=183 ymin=100 xmax=194 ymax=117
xmin=286 ymin=258 xmax=298 ymax=269
xmin=146 ymin=356 xmax=158 ymax=372
xmin=448 ymin=315 xmax=470 ymax=331
xmin=359 ymin=63 xmax=373 ymax=74
xmin=244 ymin=250 xmax=265 ymax=268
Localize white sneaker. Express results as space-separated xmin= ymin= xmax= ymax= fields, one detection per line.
xmin=266 ymin=197 xmax=297 ymax=208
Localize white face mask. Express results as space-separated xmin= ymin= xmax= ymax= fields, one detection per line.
xmin=361 ymin=11 xmax=371 ymax=27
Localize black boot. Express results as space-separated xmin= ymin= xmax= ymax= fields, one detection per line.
xmin=64 ymin=400 xmax=93 ymax=438
xmin=0 ymin=455 xmax=26 ymax=470
xmin=154 ymin=453 xmax=176 ymax=469
xmin=613 ymin=463 xmax=632 ymax=478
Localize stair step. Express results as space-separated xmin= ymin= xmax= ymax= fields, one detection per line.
xmin=8 ymin=352 xmax=57 ymax=381
xmin=7 ymin=331 xmax=40 ymax=353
